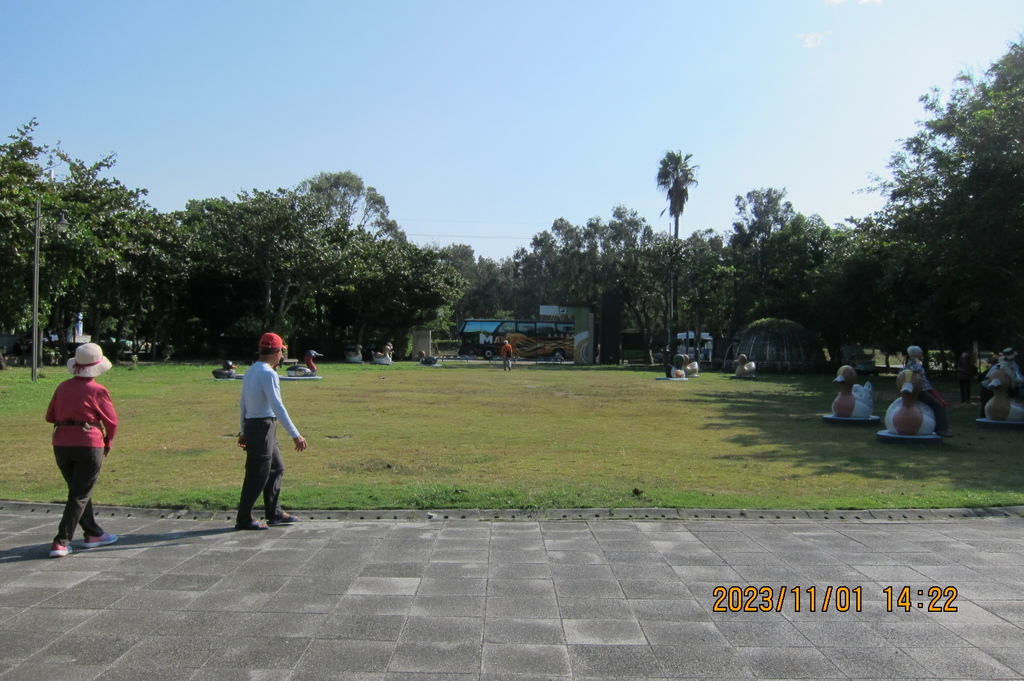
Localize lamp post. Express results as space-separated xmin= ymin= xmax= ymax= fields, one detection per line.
xmin=31 ymin=197 xmax=68 ymax=382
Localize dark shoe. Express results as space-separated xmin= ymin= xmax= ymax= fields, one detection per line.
xmin=268 ymin=513 xmax=300 ymax=526
xmin=234 ymin=521 xmax=269 ymax=531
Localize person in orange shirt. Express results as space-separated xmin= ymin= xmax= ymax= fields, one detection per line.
xmin=44 ymin=343 xmax=120 ymax=557
xmin=500 ymin=339 xmax=514 ymax=371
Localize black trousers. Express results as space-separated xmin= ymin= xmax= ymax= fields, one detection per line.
xmin=959 ymin=379 xmax=971 ymax=403
xmin=236 ymin=418 xmax=285 ymax=525
xmin=53 ymin=446 xmax=106 ymax=546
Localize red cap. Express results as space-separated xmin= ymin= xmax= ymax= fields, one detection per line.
xmin=259 ymin=332 xmax=287 ymax=350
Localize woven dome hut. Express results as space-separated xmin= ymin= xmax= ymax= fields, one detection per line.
xmin=733 ymin=318 xmax=826 ymax=373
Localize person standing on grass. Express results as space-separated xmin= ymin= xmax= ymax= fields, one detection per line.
xmin=956 ymin=351 xmax=974 ymax=404
xmin=906 ymin=345 xmax=951 ymax=437
xmin=235 ymin=332 xmax=308 ymax=530
xmin=500 ymin=339 xmax=514 ymax=371
xmin=44 ymin=343 xmax=119 ymax=558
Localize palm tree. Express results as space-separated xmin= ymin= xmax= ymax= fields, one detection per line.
xmin=656 ymin=151 xmax=698 ymax=359
xmin=656 ymin=151 xmax=699 ymax=239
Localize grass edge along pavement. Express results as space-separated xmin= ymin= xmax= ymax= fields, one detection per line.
xmin=4 ymin=499 xmax=1024 ymax=524
xmin=1 ymin=361 xmax=1022 ymax=512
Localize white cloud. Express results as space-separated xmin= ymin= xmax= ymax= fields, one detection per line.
xmin=823 ymin=0 xmax=847 ymax=6
xmin=859 ymin=0 xmax=883 ymax=4
xmin=796 ymin=31 xmax=833 ymax=48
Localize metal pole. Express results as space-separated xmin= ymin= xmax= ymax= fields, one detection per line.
xmin=32 ymin=198 xmax=41 ymax=382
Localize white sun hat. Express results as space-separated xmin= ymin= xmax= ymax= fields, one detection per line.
xmin=66 ymin=343 xmax=112 ymax=377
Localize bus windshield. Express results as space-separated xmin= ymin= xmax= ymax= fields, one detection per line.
xmin=456 ymin=319 xmax=574 ymax=360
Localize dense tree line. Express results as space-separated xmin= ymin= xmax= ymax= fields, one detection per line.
xmin=446 ymin=41 xmax=1024 ymax=364
xmin=3 ymin=41 xmax=1021 ymax=365
xmin=0 ymin=126 xmax=463 ymax=360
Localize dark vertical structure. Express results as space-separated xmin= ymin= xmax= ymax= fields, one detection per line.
xmin=599 ymin=293 xmax=622 ymax=365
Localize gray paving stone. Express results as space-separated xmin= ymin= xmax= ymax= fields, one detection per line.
xmin=903 ymin=645 xmax=1022 ymax=679
xmin=567 ymin=643 xmax=664 ymax=677
xmin=205 ymin=635 xmax=310 ymax=669
xmin=651 ymin=643 xmax=755 ymax=678
xmin=481 ymin=642 xmax=571 ymax=676
xmin=821 ymin=644 xmax=933 ymax=679
xmin=486 ymin=595 xmax=559 ymax=618
xmin=3 ymin=504 xmax=1024 ymax=680
xmin=483 ymin=617 xmax=565 ymax=644
xmin=399 ymin=616 xmax=484 ymax=643
xmin=317 ymin=612 xmax=407 ymax=641
xmin=388 ymin=641 xmax=482 ymax=673
xmin=296 ymin=638 xmax=395 ymax=673
xmin=563 ymin=618 xmax=647 ymax=645
xmin=412 ymin=595 xmax=486 ymax=618
xmin=640 ymin=619 xmax=730 ymax=646
xmin=738 ymin=646 xmax=843 ymax=678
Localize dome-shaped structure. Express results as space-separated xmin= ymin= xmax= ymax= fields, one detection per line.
xmin=733 ymin=319 xmax=826 ymax=373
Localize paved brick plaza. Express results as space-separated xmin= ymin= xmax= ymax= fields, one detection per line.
xmin=2 ymin=502 xmax=1023 ymax=680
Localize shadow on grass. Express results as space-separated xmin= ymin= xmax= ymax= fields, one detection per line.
xmin=691 ymin=387 xmax=1024 ymax=495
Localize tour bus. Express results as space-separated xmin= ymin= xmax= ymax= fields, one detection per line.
xmin=456 ymin=319 xmax=575 ymax=360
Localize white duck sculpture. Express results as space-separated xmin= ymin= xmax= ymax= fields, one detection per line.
xmin=372 ymin=342 xmax=394 ymax=365
xmin=983 ymin=367 xmax=1024 ymax=421
xmin=733 ymin=354 xmax=756 ymax=378
xmin=831 ymin=365 xmax=874 ymax=418
xmin=884 ymin=369 xmax=936 ymax=436
xmin=682 ymin=354 xmax=700 ymax=377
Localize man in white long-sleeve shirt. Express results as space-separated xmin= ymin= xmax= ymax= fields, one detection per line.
xmin=235 ymin=332 xmax=308 ymax=530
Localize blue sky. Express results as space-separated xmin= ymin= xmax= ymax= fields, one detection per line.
xmin=4 ymin=1 xmax=1023 ymax=260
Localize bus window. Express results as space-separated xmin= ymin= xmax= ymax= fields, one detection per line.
xmin=462 ymin=320 xmax=499 ymax=335
xmin=535 ymin=322 xmax=555 ymax=336
xmin=496 ymin=321 xmax=516 ymax=335
xmin=516 ymin=322 xmax=537 ymax=334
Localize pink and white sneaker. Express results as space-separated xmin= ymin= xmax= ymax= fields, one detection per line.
xmin=49 ymin=542 xmax=71 ymax=558
xmin=82 ymin=533 xmax=118 ymax=549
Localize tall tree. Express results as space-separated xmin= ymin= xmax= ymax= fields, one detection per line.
xmin=655 ymin=151 xmax=699 ymax=239
xmin=602 ymin=206 xmax=677 ymax=362
xmin=0 ymin=120 xmax=62 ymax=333
xmin=870 ymin=39 xmax=1024 ymax=349
xmin=179 ymin=187 xmax=350 ymax=334
xmin=728 ymin=187 xmax=796 ymax=331
xmin=329 ymin=232 xmax=465 ymax=352
xmin=656 ymin=151 xmax=699 ymax=351
xmin=677 ymin=229 xmax=732 ymax=354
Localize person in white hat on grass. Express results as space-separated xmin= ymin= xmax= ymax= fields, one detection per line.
xmin=998 ymin=347 xmax=1023 ymax=395
xmin=44 ymin=343 xmax=120 ymax=557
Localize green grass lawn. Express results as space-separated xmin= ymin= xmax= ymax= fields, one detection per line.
xmin=2 ymin=360 xmax=1021 ymax=511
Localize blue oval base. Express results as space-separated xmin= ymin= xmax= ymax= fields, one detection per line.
xmin=976 ymin=418 xmax=1024 ymax=430
xmin=876 ymin=431 xmax=943 ymax=444
xmin=822 ymin=415 xmax=881 ymax=426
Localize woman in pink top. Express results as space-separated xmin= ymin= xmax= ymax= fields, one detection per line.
xmin=44 ymin=343 xmax=119 ymax=557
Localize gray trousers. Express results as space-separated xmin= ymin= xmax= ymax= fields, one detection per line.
xmin=236 ymin=418 xmax=285 ymax=525
xmin=53 ymin=446 xmax=106 ymax=546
